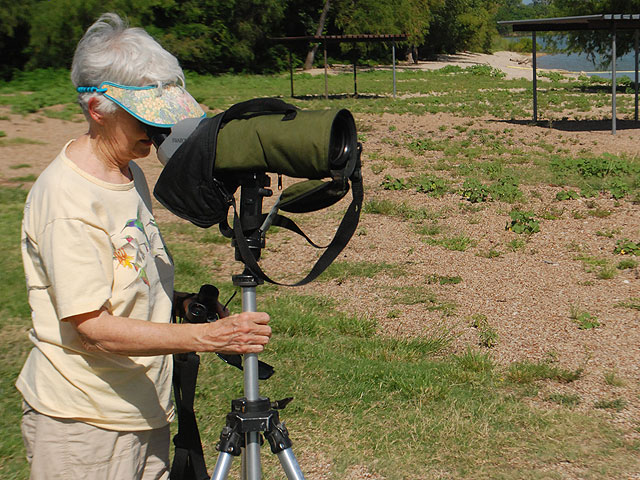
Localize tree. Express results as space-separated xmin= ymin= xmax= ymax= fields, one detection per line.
xmin=551 ymin=0 xmax=640 ymax=66
xmin=496 ymin=0 xmax=553 ymax=35
xmin=422 ymin=0 xmax=500 ymax=57
xmin=0 ymin=0 xmax=34 ymax=78
xmin=303 ymin=0 xmax=331 ymax=70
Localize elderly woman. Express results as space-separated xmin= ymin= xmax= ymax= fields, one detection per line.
xmin=17 ymin=13 xmax=271 ymax=479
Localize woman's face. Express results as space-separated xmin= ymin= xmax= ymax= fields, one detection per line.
xmin=99 ymin=107 xmax=153 ymax=164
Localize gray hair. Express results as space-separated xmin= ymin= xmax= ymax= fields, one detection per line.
xmin=71 ymin=13 xmax=185 ymax=117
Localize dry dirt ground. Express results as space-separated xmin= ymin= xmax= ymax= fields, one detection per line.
xmin=1 ymin=53 xmax=639 ymax=477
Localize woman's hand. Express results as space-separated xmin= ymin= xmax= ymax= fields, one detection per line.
xmin=196 ymin=311 xmax=271 ymax=355
xmin=66 ymin=308 xmax=270 ymax=356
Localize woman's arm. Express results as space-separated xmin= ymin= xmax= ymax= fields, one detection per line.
xmin=65 ymin=308 xmax=271 ymax=356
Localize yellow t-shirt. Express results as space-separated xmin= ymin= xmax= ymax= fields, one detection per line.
xmin=16 ymin=141 xmax=175 ymax=431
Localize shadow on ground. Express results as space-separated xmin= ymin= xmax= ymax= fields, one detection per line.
xmin=491 ymin=118 xmax=640 ymax=132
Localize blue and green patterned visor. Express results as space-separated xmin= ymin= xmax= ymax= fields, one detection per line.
xmin=82 ymin=81 xmax=206 ymax=128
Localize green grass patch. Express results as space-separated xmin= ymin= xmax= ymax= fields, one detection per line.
xmin=545 ymin=393 xmax=581 ymax=407
xmin=391 ymin=286 xmax=457 ymax=316
xmin=615 ymin=298 xmax=640 ymax=311
xmin=423 ymin=234 xmax=476 ymax=252
xmin=320 ymin=260 xmax=405 ymax=282
xmin=507 ymin=360 xmax=583 ymax=384
xmin=0 ymin=138 xmax=45 ymax=147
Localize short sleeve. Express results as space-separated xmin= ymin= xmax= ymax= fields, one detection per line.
xmin=40 ymin=218 xmax=113 ymax=320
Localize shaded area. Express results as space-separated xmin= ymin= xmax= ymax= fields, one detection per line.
xmin=492 ymin=117 xmax=640 ymax=132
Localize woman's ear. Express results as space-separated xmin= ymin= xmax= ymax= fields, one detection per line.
xmin=87 ymin=97 xmax=106 ymax=124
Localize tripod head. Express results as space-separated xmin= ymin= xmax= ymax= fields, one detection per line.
xmin=231 ymin=173 xmax=272 ymax=266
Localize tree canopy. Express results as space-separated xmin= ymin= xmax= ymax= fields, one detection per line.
xmin=1 ymin=0 xmax=503 ymax=78
xmin=3 ymin=0 xmax=639 ymax=79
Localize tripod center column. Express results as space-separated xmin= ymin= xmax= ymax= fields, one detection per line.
xmin=241 ymin=284 xmax=260 ymax=400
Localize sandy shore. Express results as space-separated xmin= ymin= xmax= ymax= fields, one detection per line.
xmin=309 ymin=51 xmax=566 ymax=81
xmin=405 ymin=51 xmax=537 ymax=80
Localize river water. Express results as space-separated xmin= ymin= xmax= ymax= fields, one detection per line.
xmin=537 ymin=51 xmax=639 ymax=79
xmin=506 ymin=35 xmax=639 ymax=79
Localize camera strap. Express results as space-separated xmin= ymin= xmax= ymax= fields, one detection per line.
xmin=170 ymin=352 xmax=209 ymax=480
xmin=229 ymin=153 xmax=363 ymax=286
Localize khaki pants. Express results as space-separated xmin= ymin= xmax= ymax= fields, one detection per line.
xmin=21 ymin=402 xmax=170 ymax=480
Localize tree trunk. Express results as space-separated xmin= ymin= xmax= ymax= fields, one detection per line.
xmin=303 ymin=0 xmax=330 ymax=70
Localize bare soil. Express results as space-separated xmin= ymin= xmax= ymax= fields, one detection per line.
xmin=1 ymin=52 xmax=639 ymax=476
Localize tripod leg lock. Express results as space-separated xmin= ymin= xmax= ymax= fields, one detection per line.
xmin=265 ymin=421 xmax=293 ymax=454
xmin=217 ymin=425 xmax=244 ymax=456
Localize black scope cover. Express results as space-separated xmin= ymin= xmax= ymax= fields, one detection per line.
xmin=154 ymin=113 xmax=234 ymax=228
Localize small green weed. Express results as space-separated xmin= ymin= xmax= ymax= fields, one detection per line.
xmin=616 ymin=259 xmax=637 ymax=269
xmin=490 ymin=176 xmax=522 ymax=203
xmin=413 ymin=174 xmax=449 ymax=196
xmin=555 ymin=190 xmax=580 ymax=201
xmin=596 ymin=264 xmax=617 ymax=280
xmin=370 ymin=163 xmax=385 ymax=174
xmin=407 ymin=137 xmax=447 ymax=153
xmin=596 ymin=228 xmax=621 ymax=238
xmin=470 ymin=314 xmax=498 ymax=348
xmin=414 ymin=221 xmax=442 ymax=236
xmin=0 ymin=137 xmax=45 ymax=147
xmin=570 ymin=306 xmax=601 ymax=330
xmin=615 ymin=298 xmax=640 ymax=311
xmin=426 ymin=274 xmax=462 ymax=285
xmin=507 ymin=238 xmax=526 ymax=252
xmin=506 ymin=210 xmax=540 ymax=235
xmin=546 ymin=393 xmax=581 ymax=407
xmin=381 ymin=175 xmax=410 ymax=190
xmin=424 ymin=235 xmax=476 ymax=252
xmin=604 ymin=370 xmax=626 ymax=387
xmin=594 ymin=398 xmax=626 ymax=411
xmin=614 ymin=239 xmax=640 ymax=256
xmin=477 ymin=248 xmax=502 ymax=258
xmin=587 ymin=207 xmax=612 ymax=218
xmin=460 ymin=178 xmax=490 ymax=203
xmin=8 ymin=174 xmax=37 ymax=182
xmin=537 ymin=206 xmax=565 ymax=220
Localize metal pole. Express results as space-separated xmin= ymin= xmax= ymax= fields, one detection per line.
xmin=612 ymin=23 xmax=617 ymax=135
xmin=242 ymin=287 xmax=262 ymax=480
xmin=289 ymin=50 xmax=294 ymax=98
xmin=392 ymin=42 xmax=397 ymax=99
xmin=353 ymin=61 xmax=357 ymax=96
xmin=532 ymin=31 xmax=538 ymax=122
xmin=635 ymin=29 xmax=638 ymax=121
xmin=323 ymin=42 xmax=328 ymax=99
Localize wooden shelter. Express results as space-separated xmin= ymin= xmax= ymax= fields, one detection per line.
xmin=498 ymin=14 xmax=640 ymax=134
xmin=271 ymin=34 xmax=408 ymax=99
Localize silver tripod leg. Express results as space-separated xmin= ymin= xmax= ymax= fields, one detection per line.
xmin=277 ymin=449 xmax=305 ymax=479
xmin=211 ymin=452 xmax=234 ymax=480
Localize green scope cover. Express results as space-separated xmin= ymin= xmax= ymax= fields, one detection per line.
xmin=215 ymin=109 xmax=351 ymax=179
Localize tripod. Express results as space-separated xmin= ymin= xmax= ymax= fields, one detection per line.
xmin=210 ymin=173 xmax=305 ymax=480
